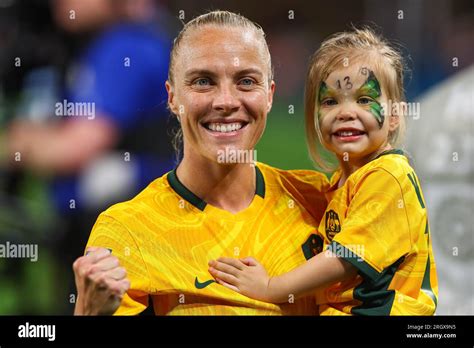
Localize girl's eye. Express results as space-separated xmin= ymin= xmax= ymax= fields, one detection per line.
xmin=358 ymin=97 xmax=373 ymax=105
xmin=322 ymin=99 xmax=337 ymax=106
xmin=194 ymin=78 xmax=211 ymax=86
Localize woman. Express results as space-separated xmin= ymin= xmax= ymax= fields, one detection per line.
xmin=72 ymin=10 xmax=329 ymax=315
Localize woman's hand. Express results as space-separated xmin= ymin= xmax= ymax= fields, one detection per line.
xmin=208 ymin=256 xmax=274 ymax=302
xmin=73 ymin=247 xmax=130 ymax=315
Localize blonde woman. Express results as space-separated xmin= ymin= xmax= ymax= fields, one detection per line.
xmin=72 ymin=11 xmax=329 ymax=316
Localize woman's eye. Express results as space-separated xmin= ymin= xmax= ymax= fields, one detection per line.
xmin=322 ymin=99 xmax=337 ymax=106
xmin=358 ymin=97 xmax=372 ymax=105
xmin=239 ymin=78 xmax=255 ymax=86
xmin=194 ymin=78 xmax=211 ymax=86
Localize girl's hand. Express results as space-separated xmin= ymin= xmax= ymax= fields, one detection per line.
xmin=208 ymin=256 xmax=273 ymax=302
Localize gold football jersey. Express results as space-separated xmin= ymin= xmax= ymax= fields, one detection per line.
xmin=85 ymin=162 xmax=330 ymax=315
xmin=314 ymin=150 xmax=438 ymax=315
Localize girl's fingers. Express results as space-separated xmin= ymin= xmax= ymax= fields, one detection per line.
xmin=210 ymin=260 xmax=241 ymax=277
xmin=216 ymin=257 xmax=245 ymax=270
xmin=240 ymin=256 xmax=258 ymax=266
xmin=208 ymin=267 xmax=239 ymax=286
xmin=216 ymin=278 xmax=241 ymax=293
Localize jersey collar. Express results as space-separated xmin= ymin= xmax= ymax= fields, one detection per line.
xmin=374 ymin=148 xmax=405 ymax=159
xmin=167 ymin=165 xmax=265 ymax=212
xmin=328 ymin=148 xmax=405 ymax=190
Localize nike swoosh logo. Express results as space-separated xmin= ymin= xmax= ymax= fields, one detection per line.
xmin=194 ymin=276 xmax=215 ymax=289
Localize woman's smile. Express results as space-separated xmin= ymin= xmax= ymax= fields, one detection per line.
xmin=201 ymin=119 xmax=250 ymax=138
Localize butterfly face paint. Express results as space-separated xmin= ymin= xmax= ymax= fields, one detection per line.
xmin=314 ymin=62 xmax=394 ymax=166
xmin=317 ymin=68 xmax=385 ymax=128
xmin=357 ymin=70 xmax=384 ymax=128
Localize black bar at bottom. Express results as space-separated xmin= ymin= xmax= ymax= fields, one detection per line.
xmin=0 ymin=315 xmax=471 ymax=346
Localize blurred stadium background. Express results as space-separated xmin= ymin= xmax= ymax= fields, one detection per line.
xmin=0 ymin=0 xmax=472 ymax=315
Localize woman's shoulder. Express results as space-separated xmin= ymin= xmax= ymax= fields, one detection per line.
xmin=99 ymin=171 xmax=174 ymax=223
xmin=256 ymin=162 xmax=329 ymax=223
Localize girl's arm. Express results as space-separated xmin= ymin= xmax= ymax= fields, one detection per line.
xmin=208 ymin=250 xmax=357 ymax=303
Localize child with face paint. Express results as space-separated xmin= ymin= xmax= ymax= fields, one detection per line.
xmin=208 ymin=28 xmax=438 ymax=315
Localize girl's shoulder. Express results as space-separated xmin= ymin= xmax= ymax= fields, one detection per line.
xmin=349 ymin=149 xmax=418 ymax=187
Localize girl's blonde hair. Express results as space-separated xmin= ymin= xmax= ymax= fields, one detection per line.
xmin=304 ymin=26 xmax=407 ymax=172
xmin=167 ymin=10 xmax=273 ymax=161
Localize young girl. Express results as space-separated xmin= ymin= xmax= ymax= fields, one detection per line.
xmin=208 ymin=27 xmax=438 ymax=315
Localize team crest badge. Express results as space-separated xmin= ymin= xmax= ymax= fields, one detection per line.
xmin=325 ymin=210 xmax=341 ymax=240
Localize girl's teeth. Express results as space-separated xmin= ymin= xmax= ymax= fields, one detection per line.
xmin=208 ymin=123 xmax=243 ymax=133
xmin=338 ymin=131 xmax=363 ymax=136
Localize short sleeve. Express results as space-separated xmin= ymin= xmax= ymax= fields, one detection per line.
xmin=328 ymin=169 xmax=412 ymax=281
xmin=280 ymin=169 xmax=330 ymax=224
xmin=85 ymin=213 xmax=152 ymax=315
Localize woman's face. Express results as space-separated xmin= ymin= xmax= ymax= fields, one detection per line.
xmin=166 ymin=26 xmax=275 ymax=164
xmin=317 ymin=62 xmax=398 ymax=162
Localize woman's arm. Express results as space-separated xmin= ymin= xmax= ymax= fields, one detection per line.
xmin=208 ymin=249 xmax=357 ymax=303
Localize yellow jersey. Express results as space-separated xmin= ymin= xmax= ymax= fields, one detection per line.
xmin=85 ymin=162 xmax=329 ymax=315
xmin=314 ymin=149 xmax=438 ymax=315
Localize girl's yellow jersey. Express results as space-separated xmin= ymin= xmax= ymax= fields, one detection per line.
xmin=85 ymin=162 xmax=329 ymax=315
xmin=316 ymin=149 xmax=438 ymax=315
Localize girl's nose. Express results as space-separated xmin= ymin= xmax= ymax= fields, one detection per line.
xmin=336 ymin=109 xmax=357 ymax=121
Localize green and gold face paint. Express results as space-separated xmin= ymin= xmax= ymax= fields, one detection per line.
xmin=317 ymin=68 xmax=385 ymax=128
xmin=358 ymin=70 xmax=384 ymax=128
xmin=317 ymin=81 xmax=330 ymax=119
xmin=318 ymin=81 xmax=330 ymax=104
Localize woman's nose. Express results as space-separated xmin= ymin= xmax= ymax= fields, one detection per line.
xmin=213 ymin=85 xmax=240 ymax=114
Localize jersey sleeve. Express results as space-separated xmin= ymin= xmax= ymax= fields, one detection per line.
xmin=328 ymin=169 xmax=412 ymax=281
xmin=85 ymin=213 xmax=152 ymax=315
xmin=280 ymin=169 xmax=330 ymax=224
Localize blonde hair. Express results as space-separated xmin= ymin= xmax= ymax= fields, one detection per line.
xmin=168 ymin=10 xmax=273 ymax=85
xmin=167 ymin=10 xmax=273 ymax=161
xmin=304 ymin=26 xmax=407 ymax=172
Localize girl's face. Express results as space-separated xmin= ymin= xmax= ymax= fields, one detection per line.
xmin=166 ymin=26 xmax=274 ymax=164
xmin=317 ymin=62 xmax=398 ymax=163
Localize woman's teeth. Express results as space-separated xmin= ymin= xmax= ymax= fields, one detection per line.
xmin=207 ymin=123 xmax=244 ymax=133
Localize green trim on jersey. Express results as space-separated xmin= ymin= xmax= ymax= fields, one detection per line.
xmin=328 ymin=241 xmax=380 ymax=280
xmin=407 ymin=172 xmax=426 ymax=209
xmin=255 ymin=165 xmax=265 ymax=198
xmin=375 ymin=148 xmax=405 ymax=159
xmin=421 ymin=223 xmax=437 ymax=307
xmin=352 ymin=256 xmax=405 ymax=315
xmin=167 ymin=165 xmax=266 ymax=211
xmin=167 ymin=169 xmax=207 ymax=211
xmin=421 ymin=254 xmax=437 ymax=307
xmin=328 ymin=241 xmax=405 ymax=316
